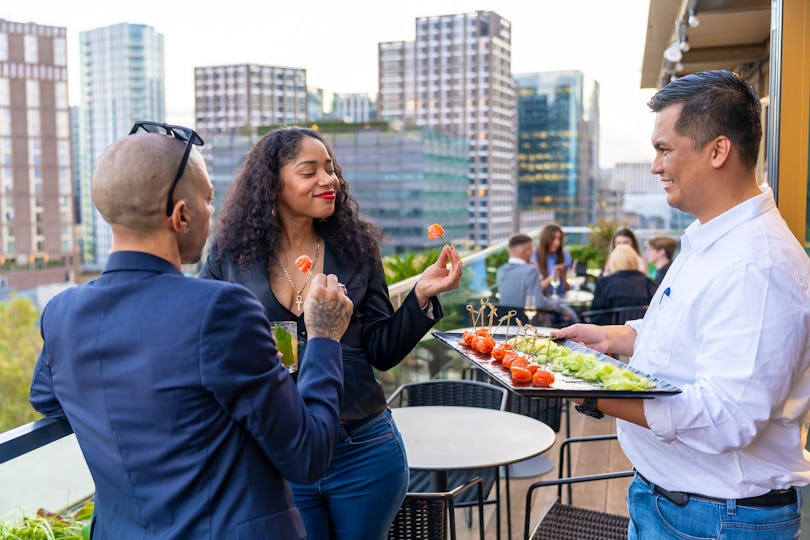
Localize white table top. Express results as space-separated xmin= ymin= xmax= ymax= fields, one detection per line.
xmin=392 ymin=406 xmax=556 ymax=471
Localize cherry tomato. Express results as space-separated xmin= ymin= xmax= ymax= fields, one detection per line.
xmin=502 ymin=350 xmax=518 ymax=369
xmin=491 ymin=343 xmax=509 ymax=362
xmin=463 ymin=331 xmax=476 ymax=346
xmin=510 ymin=365 xmax=533 ymax=384
xmin=510 ymin=355 xmax=528 ymax=369
xmin=532 ymin=369 xmax=555 ymax=387
xmin=474 ymin=336 xmax=495 ymax=354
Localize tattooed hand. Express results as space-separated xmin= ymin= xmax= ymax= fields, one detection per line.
xmin=304 ymin=273 xmax=353 ymax=341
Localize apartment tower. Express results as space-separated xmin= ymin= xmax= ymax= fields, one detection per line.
xmin=79 ymin=23 xmax=164 ymax=269
xmin=0 ymin=19 xmax=74 ymax=289
xmin=378 ymin=11 xmax=517 ymax=247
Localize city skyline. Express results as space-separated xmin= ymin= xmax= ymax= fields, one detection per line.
xmin=3 ymin=0 xmax=657 ymax=168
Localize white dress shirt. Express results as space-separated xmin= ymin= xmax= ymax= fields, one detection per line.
xmin=619 ymin=186 xmax=810 ymax=498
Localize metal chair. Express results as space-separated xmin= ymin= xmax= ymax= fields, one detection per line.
xmin=387 ymin=379 xmax=508 ymax=539
xmin=387 ymin=476 xmax=485 ymax=540
xmin=581 ymin=304 xmax=649 ymax=326
xmin=524 ymin=435 xmax=633 ymax=540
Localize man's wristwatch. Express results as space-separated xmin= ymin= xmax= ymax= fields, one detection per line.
xmin=575 ymin=397 xmax=604 ymax=419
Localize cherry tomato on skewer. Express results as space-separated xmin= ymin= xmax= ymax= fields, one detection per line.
xmin=532 ymin=369 xmax=555 ymax=387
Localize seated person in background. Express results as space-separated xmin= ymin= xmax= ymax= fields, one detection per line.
xmin=591 ymin=245 xmax=656 ymax=325
xmin=535 ymin=222 xmax=572 ymax=297
xmin=645 ymin=236 xmax=677 ymax=287
xmin=497 ymin=233 xmax=576 ymax=326
xmin=603 ymin=227 xmax=647 ymax=276
xmin=29 ymin=126 xmax=353 ymax=539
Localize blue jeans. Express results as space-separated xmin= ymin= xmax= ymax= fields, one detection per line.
xmin=627 ymin=474 xmax=801 ymax=539
xmin=290 ymin=408 xmax=409 ymax=540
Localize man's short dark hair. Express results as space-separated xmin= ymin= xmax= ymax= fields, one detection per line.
xmin=647 ymin=236 xmax=677 ymax=261
xmin=647 ymin=70 xmax=762 ymax=169
xmin=508 ymin=233 xmax=532 ymax=249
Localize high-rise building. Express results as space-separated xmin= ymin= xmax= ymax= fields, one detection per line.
xmin=378 ymin=11 xmax=517 ymax=247
xmin=307 ymin=87 xmax=325 ymax=122
xmin=0 ymin=19 xmax=75 ymax=289
xmin=194 ymin=64 xmax=307 ymax=139
xmin=515 ymin=71 xmax=600 ymax=227
xmin=329 ymin=93 xmax=376 ymax=123
xmin=322 ymin=124 xmax=470 ymax=255
xmin=79 ymin=23 xmax=165 ymax=269
xmin=611 ymin=161 xmax=692 ymax=229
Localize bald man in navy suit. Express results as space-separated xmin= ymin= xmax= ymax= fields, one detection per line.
xmin=30 ymin=123 xmax=353 ymax=539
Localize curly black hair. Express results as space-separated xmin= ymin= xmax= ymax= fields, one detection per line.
xmin=213 ymin=127 xmax=382 ymax=271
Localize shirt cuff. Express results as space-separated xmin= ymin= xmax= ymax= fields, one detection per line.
xmin=644 ymin=394 xmax=676 ymax=442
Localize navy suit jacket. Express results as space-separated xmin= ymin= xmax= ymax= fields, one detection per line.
xmin=29 ymin=251 xmax=343 ymax=539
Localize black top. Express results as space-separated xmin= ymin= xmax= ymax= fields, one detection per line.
xmin=591 ymin=270 xmax=657 ymax=325
xmin=654 ymin=261 xmax=672 ymax=289
xmin=199 ymin=240 xmax=442 ymax=423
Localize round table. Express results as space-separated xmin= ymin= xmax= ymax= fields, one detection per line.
xmin=392 ymin=406 xmax=555 ymax=540
xmin=392 ymin=406 xmax=556 ymax=474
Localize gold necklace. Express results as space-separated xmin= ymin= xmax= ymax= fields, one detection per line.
xmin=278 ymin=240 xmax=320 ymax=311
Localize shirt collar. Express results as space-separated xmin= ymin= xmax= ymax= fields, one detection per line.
xmin=508 ymin=257 xmax=530 ymax=265
xmin=681 ymin=185 xmax=775 ymax=254
xmin=103 ymin=251 xmax=184 ymax=276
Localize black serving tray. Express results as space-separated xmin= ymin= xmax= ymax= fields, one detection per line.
xmin=432 ymin=331 xmax=681 ymax=398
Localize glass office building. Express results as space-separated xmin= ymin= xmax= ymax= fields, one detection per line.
xmin=323 ymin=125 xmax=470 ymax=255
xmin=515 ymin=71 xmax=600 ymax=226
xmin=78 ymin=23 xmax=164 ymax=269
xmin=378 ymin=11 xmax=517 ymax=247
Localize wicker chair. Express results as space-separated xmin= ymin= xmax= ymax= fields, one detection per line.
xmin=387 ymin=380 xmax=508 ymax=538
xmin=387 ymin=476 xmax=485 ymax=540
xmin=581 ymin=305 xmax=649 ymax=326
xmin=524 ymin=435 xmax=633 ymax=540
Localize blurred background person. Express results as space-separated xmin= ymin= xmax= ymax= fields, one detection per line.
xmin=645 ymin=236 xmax=677 ymax=287
xmin=590 ymin=245 xmax=656 ymax=325
xmin=497 ymin=233 xmax=576 ymax=326
xmin=603 ymin=227 xmax=647 ymax=276
xmin=535 ymin=222 xmax=571 ymax=297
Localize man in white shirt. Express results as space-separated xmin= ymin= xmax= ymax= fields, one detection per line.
xmin=555 ymin=70 xmax=810 ymax=539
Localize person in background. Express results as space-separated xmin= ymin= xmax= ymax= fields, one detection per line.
xmin=603 ymin=227 xmax=647 ymax=276
xmin=535 ymin=222 xmax=571 ymax=297
xmin=200 ymin=126 xmax=463 ymax=540
xmin=29 ymin=124 xmax=353 ymax=539
xmin=497 ymin=233 xmax=576 ymax=325
xmin=555 ymin=70 xmax=810 ymax=539
xmin=645 ymin=236 xmax=677 ymax=287
xmin=590 ymin=245 xmax=656 ymax=325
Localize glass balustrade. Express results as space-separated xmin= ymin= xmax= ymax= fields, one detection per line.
xmin=0 ymin=226 xmax=684 ymax=521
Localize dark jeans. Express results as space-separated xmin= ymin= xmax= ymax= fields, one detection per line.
xmin=290 ymin=408 xmax=409 ymax=540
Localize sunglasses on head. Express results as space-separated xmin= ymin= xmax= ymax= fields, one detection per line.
xmin=128 ymin=121 xmax=205 ymax=216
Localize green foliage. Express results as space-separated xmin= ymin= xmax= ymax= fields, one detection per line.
xmin=0 ymin=295 xmax=43 ymax=432
xmin=0 ymin=502 xmax=93 ymax=540
xmin=382 ymin=248 xmax=441 ymax=285
xmin=568 ymin=244 xmax=602 ymax=270
xmin=484 ymin=248 xmax=509 ymax=290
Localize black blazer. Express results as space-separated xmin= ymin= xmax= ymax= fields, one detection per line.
xmin=200 ymin=241 xmax=443 ymax=422
xmin=591 ymin=270 xmax=657 ymax=325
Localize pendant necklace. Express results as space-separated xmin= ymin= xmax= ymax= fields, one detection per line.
xmin=278 ymin=240 xmax=320 ymax=311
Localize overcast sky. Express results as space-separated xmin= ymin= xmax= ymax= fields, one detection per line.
xmin=5 ymin=0 xmax=658 ymax=167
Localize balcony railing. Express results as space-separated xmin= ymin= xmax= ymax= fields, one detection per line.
xmin=0 ymin=226 xmax=683 ymax=520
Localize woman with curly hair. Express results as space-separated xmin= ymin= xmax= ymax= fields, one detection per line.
xmin=199 ymin=127 xmax=462 ymax=539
